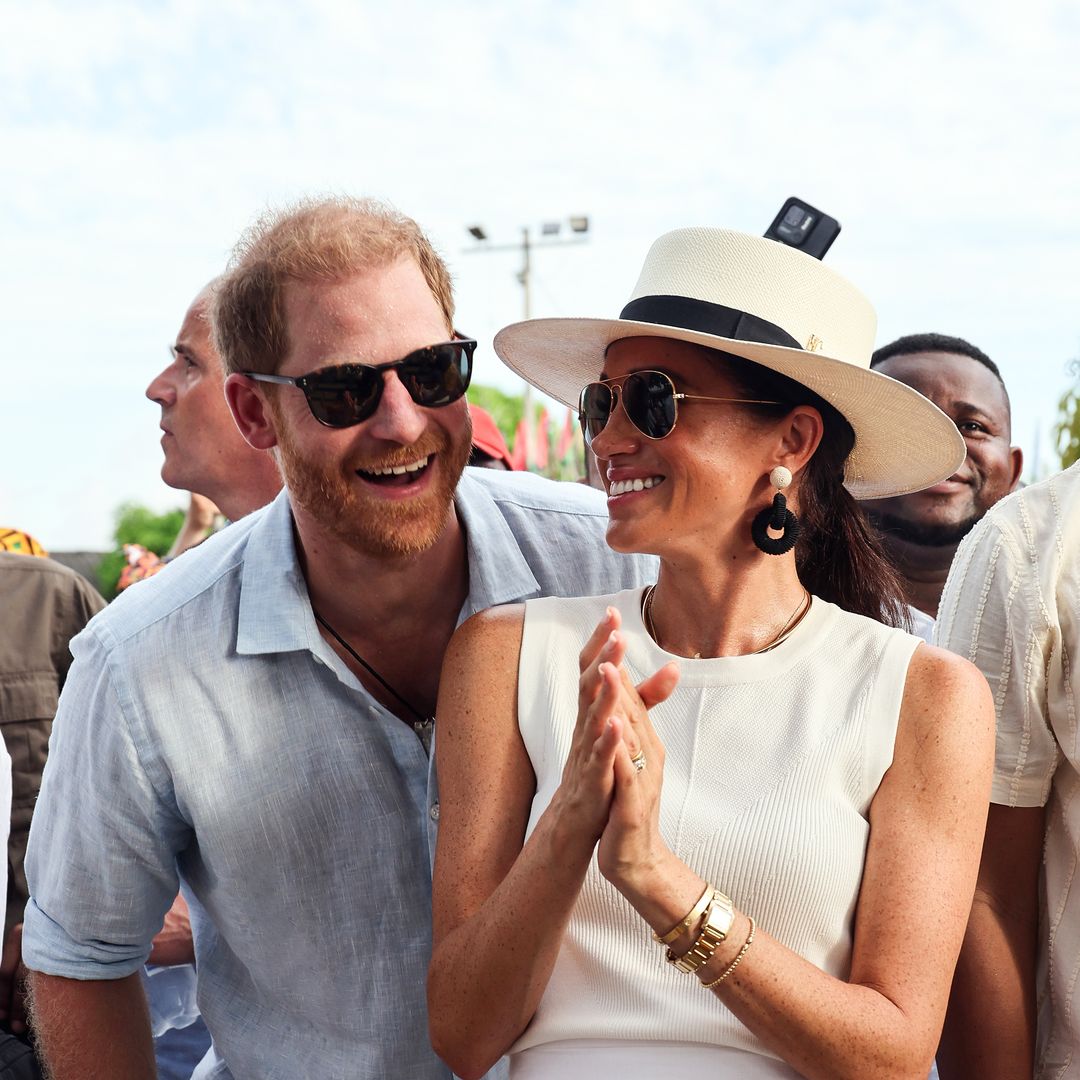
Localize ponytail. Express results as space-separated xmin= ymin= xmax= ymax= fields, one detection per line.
xmin=723 ymin=352 xmax=910 ymax=628
xmin=795 ymin=433 xmax=910 ymax=628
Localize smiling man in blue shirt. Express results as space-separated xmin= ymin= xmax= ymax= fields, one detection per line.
xmin=23 ymin=196 xmax=653 ymax=1080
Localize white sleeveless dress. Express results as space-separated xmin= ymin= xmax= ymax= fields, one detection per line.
xmin=509 ymin=588 xmax=921 ymax=1078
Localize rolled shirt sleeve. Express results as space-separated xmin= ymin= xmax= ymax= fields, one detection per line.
xmin=935 ymin=513 xmax=1059 ymax=809
xmin=23 ymin=623 xmax=191 ymax=979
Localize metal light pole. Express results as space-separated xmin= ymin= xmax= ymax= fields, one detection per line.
xmin=520 ymin=227 xmax=531 ymax=319
xmin=465 ymin=217 xmax=589 ymax=469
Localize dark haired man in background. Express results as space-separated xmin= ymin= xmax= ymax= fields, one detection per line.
xmin=862 ymin=332 xmax=1023 ymax=637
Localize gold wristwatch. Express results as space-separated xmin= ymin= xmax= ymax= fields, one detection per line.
xmin=667 ymin=890 xmax=735 ymax=974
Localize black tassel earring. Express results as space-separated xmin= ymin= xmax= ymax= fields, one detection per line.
xmin=751 ymin=466 xmax=801 ymax=555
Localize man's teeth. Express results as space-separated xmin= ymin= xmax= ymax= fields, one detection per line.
xmin=608 ymin=476 xmax=663 ymax=496
xmin=363 ymin=456 xmax=430 ymax=476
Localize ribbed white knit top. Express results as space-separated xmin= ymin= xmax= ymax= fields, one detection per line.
xmin=511 ymin=588 xmax=921 ymax=1062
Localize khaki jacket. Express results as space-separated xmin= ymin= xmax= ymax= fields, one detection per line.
xmin=0 ymin=553 xmax=104 ymax=932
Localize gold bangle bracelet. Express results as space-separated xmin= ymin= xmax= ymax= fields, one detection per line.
xmin=702 ymin=915 xmax=756 ymax=989
xmin=668 ymin=891 xmax=735 ymax=974
xmin=653 ymin=882 xmax=712 ymax=946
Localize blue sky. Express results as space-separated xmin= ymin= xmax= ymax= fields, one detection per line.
xmin=3 ymin=0 xmax=1079 ymax=549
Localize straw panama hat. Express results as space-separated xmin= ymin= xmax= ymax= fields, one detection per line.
xmin=493 ymin=227 xmax=966 ymax=500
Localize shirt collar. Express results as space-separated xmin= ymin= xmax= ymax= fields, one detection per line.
xmin=455 ymin=469 xmax=540 ymax=621
xmin=236 ymin=490 xmax=322 ymax=657
xmin=236 ymin=474 xmax=543 ymax=651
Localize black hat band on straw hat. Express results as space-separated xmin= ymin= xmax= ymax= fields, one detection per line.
xmin=619 ymin=295 xmax=801 ymax=350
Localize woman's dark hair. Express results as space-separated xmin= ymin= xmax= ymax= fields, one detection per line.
xmin=720 ymin=351 xmax=910 ymax=629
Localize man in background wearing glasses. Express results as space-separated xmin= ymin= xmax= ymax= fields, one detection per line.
xmin=22 ymin=196 xmax=654 ymax=1080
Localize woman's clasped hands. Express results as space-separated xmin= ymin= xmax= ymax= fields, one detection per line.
xmin=554 ymin=605 xmax=681 ymax=888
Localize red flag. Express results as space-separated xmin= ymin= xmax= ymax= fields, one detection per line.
xmin=534 ymin=408 xmax=550 ymax=470
xmin=509 ymin=417 xmax=528 ymax=471
xmin=556 ymin=409 xmax=575 ymax=461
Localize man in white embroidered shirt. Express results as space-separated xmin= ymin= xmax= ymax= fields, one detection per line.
xmin=22 ymin=197 xmax=654 ymax=1080
xmin=936 ymin=461 xmax=1080 ymax=1079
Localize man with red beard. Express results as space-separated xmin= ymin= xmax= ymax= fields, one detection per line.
xmin=22 ymin=197 xmax=654 ymax=1080
xmin=862 ymin=332 xmax=1022 ymax=639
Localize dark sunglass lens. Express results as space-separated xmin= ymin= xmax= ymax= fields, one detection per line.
xmin=578 ymin=383 xmax=613 ymax=447
xmin=622 ymin=371 xmax=676 ymax=439
xmin=401 ymin=343 xmax=472 ymax=407
xmin=304 ymin=367 xmax=382 ymax=427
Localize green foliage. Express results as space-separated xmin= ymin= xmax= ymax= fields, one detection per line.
xmin=1055 ymin=360 xmax=1080 ymax=469
xmin=536 ymin=409 xmax=587 ymax=483
xmin=466 ymin=384 xmax=526 ymax=445
xmin=468 ymin=383 xmax=586 ymax=482
xmin=97 ymin=503 xmax=185 ymax=600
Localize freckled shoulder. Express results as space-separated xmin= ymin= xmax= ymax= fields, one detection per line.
xmin=438 ymin=604 xmax=527 ymax=716
xmin=904 ymin=642 xmax=994 ymax=719
xmin=448 ymin=603 xmax=526 ymax=666
xmin=896 ymin=642 xmax=995 ymax=780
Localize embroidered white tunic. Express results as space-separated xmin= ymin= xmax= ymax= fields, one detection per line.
xmin=937 ymin=462 xmax=1080 ymax=1079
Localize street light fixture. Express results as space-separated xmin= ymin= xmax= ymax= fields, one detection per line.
xmin=464 ymin=215 xmax=590 ymax=468
xmin=463 ymin=214 xmax=590 ymax=320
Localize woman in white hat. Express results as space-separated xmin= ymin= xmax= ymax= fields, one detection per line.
xmin=427 ymin=229 xmax=993 ymax=1079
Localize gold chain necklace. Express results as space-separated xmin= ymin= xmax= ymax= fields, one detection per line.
xmin=641 ymin=584 xmax=811 ymax=659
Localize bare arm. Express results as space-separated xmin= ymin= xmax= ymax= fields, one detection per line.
xmin=600 ymin=643 xmax=995 ymax=1080
xmin=147 ymin=894 xmax=195 ymax=966
xmin=427 ymin=605 xmax=677 ymax=1079
xmin=937 ymin=803 xmax=1043 ymax=1079
xmin=28 ymin=970 xmax=156 ymax=1079
xmin=0 ymin=924 xmax=28 ymax=1034
xmin=166 ymin=493 xmax=219 ymax=558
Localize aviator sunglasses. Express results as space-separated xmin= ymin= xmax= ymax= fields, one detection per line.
xmin=578 ymin=369 xmax=782 ymax=448
xmin=242 ymin=338 xmax=476 ymax=428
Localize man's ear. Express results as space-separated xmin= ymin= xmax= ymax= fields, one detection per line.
xmin=1007 ymin=445 xmax=1024 ymax=492
xmin=224 ymin=373 xmax=279 ymax=451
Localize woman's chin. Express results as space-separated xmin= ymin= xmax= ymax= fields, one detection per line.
xmin=604 ymin=520 xmax=661 ymax=558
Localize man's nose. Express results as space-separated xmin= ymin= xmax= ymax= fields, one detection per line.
xmin=146 ymin=364 xmax=176 ymax=406
xmin=363 ymin=370 xmax=428 ymax=445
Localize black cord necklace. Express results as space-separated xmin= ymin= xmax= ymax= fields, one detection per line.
xmin=313 ymin=610 xmax=434 ymax=753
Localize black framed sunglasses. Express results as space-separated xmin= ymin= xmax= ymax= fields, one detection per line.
xmin=578 ymin=369 xmax=782 ymax=448
xmin=242 ymin=338 xmax=476 ymax=428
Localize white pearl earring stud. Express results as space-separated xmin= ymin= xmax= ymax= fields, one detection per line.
xmin=770 ymin=466 xmax=792 ymax=490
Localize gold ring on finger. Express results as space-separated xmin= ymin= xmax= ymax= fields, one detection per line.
xmin=631 ymin=750 xmax=647 ymax=773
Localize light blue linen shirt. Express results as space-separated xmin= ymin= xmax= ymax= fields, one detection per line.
xmin=24 ymin=468 xmax=655 ymax=1080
